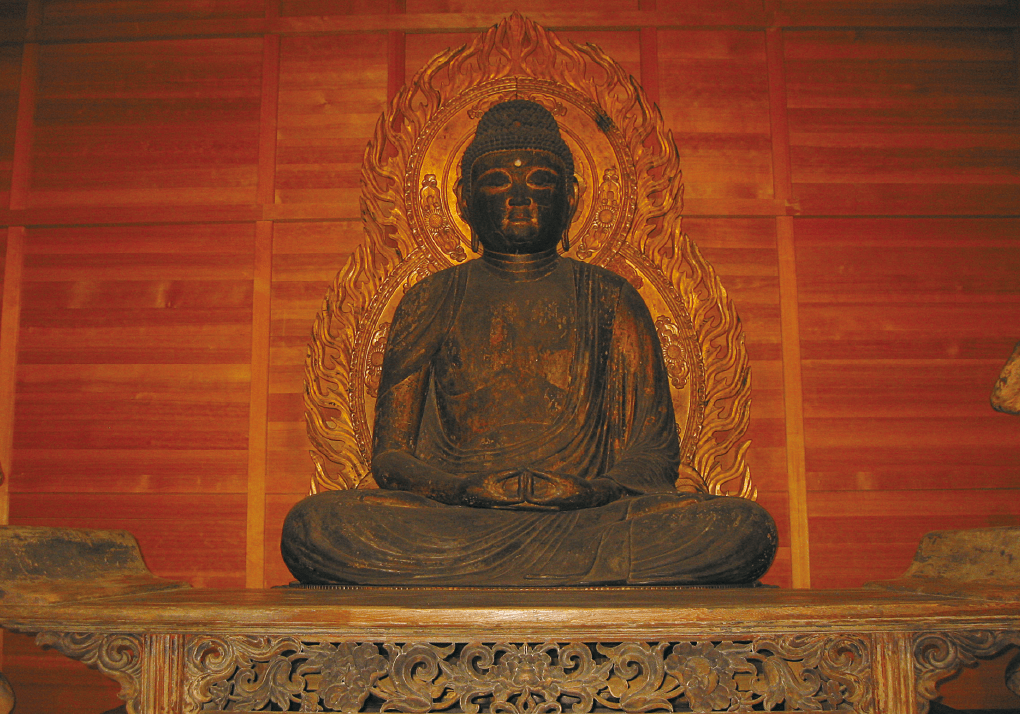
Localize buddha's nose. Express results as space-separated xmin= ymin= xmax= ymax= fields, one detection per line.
xmin=508 ymin=183 xmax=531 ymax=206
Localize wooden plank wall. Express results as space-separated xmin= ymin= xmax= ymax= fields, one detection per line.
xmin=0 ymin=1 xmax=1017 ymax=711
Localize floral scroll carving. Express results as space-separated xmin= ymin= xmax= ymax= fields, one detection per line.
xmin=184 ymin=635 xmax=872 ymax=712
xmin=914 ymin=630 xmax=1020 ymax=714
xmin=36 ymin=632 xmax=143 ymax=713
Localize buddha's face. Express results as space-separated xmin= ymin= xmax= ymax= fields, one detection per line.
xmin=461 ymin=149 xmax=576 ymax=254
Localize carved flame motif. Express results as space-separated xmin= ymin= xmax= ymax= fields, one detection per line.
xmin=182 ymin=635 xmax=875 ymax=712
xmin=305 ymin=12 xmax=754 ymax=498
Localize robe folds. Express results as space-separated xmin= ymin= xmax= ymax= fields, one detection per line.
xmin=282 ymin=255 xmax=778 ymax=586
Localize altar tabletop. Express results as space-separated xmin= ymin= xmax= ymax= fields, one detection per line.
xmin=3 ymin=585 xmax=1019 ymax=639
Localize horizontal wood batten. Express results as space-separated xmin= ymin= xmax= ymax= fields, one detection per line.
xmin=0 ymin=9 xmax=1011 ymax=46
xmin=6 ymin=197 xmax=1020 ymax=228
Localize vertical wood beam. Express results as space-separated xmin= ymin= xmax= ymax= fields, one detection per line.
xmin=256 ymin=34 xmax=280 ymax=207
xmin=639 ymin=0 xmax=658 ymax=105
xmin=2 ymin=0 xmax=39 ymax=527
xmin=873 ymin=632 xmax=918 ymax=713
xmin=246 ymin=220 xmax=272 ymax=589
xmin=387 ymin=0 xmax=406 ymax=103
xmin=9 ymin=43 xmax=37 ymax=211
xmin=1 ymin=1 xmax=39 ymax=669
xmin=0 ymin=227 xmax=23 ymax=528
xmin=246 ymin=20 xmax=280 ymax=589
xmin=766 ymin=27 xmax=811 ymax=588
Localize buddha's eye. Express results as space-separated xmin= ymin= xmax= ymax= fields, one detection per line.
xmin=527 ymin=169 xmax=558 ymax=188
xmin=476 ymin=170 xmax=511 ymax=190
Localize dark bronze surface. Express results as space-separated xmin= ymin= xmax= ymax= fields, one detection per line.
xmin=282 ymin=100 xmax=777 ymax=586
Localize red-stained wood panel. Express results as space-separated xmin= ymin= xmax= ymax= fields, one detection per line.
xmin=657 ymin=29 xmax=774 ymax=202
xmin=688 ymin=216 xmax=791 ymax=587
xmin=264 ymin=220 xmax=359 ymax=585
xmin=797 ymin=217 xmax=1020 ymax=588
xmin=40 ymin=0 xmax=264 ymax=24
xmin=275 ymin=34 xmax=387 ymax=207
xmin=29 ymin=38 xmax=262 ymax=208
xmin=9 ymin=223 xmax=255 ymax=596
xmin=0 ymin=44 xmax=21 ymax=208
xmin=10 ymin=492 xmax=247 ymax=585
xmin=774 ymin=1 xmax=1019 ymax=29
xmin=809 ymin=491 xmax=1020 ymax=589
xmin=0 ymin=230 xmax=5 ymax=332
xmin=4 ymin=632 xmax=120 ymax=714
xmin=785 ymin=29 xmax=1020 ymax=216
xmin=281 ymin=0 xmax=387 ymax=15
xmin=404 ymin=0 xmax=639 ymax=12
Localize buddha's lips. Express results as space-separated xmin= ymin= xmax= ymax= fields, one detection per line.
xmin=505 ymin=207 xmax=537 ymax=224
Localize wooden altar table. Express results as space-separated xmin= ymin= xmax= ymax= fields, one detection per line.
xmin=2 ymin=583 xmax=1019 ymax=713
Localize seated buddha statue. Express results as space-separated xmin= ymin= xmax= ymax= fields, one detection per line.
xmin=282 ymin=100 xmax=778 ymax=586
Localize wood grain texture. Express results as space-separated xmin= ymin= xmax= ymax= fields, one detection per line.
xmin=246 ymin=221 xmax=272 ymax=588
xmin=275 ymin=33 xmax=387 ymax=206
xmin=785 ymin=28 xmax=1020 ymax=217
xmin=29 ymin=38 xmax=262 ymax=208
xmin=657 ymin=29 xmax=773 ymax=202
xmin=39 ymin=0 xmax=264 ymax=24
xmin=797 ymin=217 xmax=1020 ymax=588
xmin=0 ymin=45 xmax=21 ymax=207
xmin=9 ymin=222 xmax=256 ymax=604
xmin=264 ymin=220 xmax=358 ymax=586
xmin=3 ymin=632 xmax=119 ymax=714
xmin=0 ymin=227 xmax=23 ymax=527
xmin=9 ymin=41 xmax=35 ymax=211
xmin=766 ymin=27 xmax=810 ymax=589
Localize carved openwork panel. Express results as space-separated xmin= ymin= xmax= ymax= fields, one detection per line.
xmin=305 ymin=13 xmax=753 ymax=500
xmin=37 ymin=632 xmax=144 ymax=713
xmin=914 ymin=630 xmax=1020 ymax=714
xmin=184 ymin=635 xmax=873 ymax=712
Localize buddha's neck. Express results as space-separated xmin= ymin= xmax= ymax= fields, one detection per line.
xmin=479 ymin=246 xmax=560 ymax=282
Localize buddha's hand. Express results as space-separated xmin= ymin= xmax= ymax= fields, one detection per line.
xmin=459 ymin=470 xmax=532 ymax=509
xmin=522 ymin=471 xmax=625 ymax=510
xmin=459 ymin=470 xmax=625 ymax=510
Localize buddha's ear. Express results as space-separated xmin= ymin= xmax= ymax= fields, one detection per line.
xmin=454 ymin=178 xmax=469 ymax=222
xmin=566 ymin=175 xmax=579 ymax=223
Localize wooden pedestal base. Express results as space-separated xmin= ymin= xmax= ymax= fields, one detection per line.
xmin=2 ymin=526 xmax=1019 ymax=713
xmin=3 ymin=586 xmax=1018 ymax=713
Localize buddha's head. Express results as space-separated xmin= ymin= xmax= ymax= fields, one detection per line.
xmin=458 ymin=99 xmax=578 ymax=254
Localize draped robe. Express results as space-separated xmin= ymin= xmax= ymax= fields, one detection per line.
xmin=282 ymin=253 xmax=777 ymax=586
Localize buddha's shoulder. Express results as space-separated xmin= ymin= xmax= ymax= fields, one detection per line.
xmin=566 ymin=258 xmax=639 ymax=296
xmin=394 ymin=263 xmax=465 ymax=316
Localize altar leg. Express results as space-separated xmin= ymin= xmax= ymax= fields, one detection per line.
xmin=873 ymin=632 xmax=917 ymax=714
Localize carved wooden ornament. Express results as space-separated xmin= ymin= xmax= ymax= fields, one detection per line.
xmin=305 ymin=13 xmax=754 ymax=499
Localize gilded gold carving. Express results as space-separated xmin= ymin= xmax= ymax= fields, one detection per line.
xmin=305 ymin=13 xmax=753 ymax=499
xmin=364 ymin=322 xmax=390 ymax=399
xmin=182 ymin=634 xmax=871 ymax=712
xmin=37 ymin=631 xmax=143 ymax=714
xmin=914 ymin=630 xmax=1020 ymax=714
xmin=577 ymin=166 xmax=623 ymax=260
xmin=655 ymin=315 xmax=691 ymax=391
xmin=419 ymin=175 xmax=466 ymax=263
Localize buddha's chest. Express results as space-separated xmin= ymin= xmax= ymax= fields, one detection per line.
xmin=433 ymin=274 xmax=578 ymax=395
